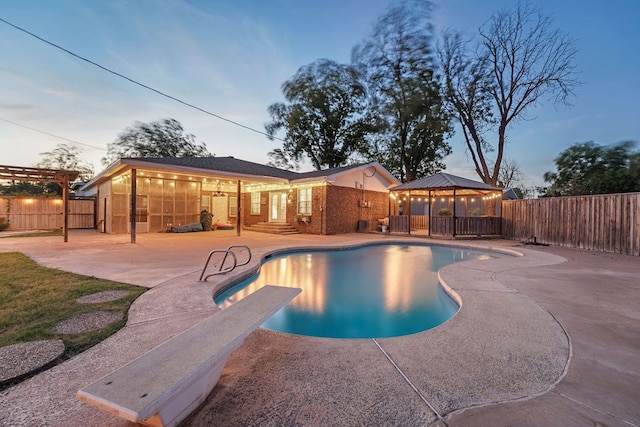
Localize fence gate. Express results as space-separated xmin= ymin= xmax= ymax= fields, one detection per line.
xmin=0 ymin=197 xmax=96 ymax=231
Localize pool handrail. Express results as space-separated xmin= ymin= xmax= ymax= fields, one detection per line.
xmin=199 ymin=245 xmax=251 ymax=281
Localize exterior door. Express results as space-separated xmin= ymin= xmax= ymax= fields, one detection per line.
xmin=270 ymin=192 xmax=287 ymax=222
xmin=211 ymin=196 xmax=228 ymax=224
xmin=128 ymin=194 xmax=148 ymax=233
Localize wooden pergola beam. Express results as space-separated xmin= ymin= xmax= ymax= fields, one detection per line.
xmin=0 ymin=165 xmax=80 ymax=242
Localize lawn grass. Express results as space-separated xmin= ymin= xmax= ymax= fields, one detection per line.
xmin=0 ymin=230 xmax=63 ymax=238
xmin=0 ymin=252 xmax=146 ymax=364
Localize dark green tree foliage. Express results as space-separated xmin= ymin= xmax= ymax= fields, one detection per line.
xmin=352 ymin=2 xmax=451 ymax=182
xmin=265 ymin=59 xmax=371 ymax=170
xmin=103 ymin=118 xmax=211 ymax=165
xmin=543 ymin=141 xmax=640 ymax=196
xmin=440 ymin=3 xmax=579 ymax=185
xmin=0 ymin=181 xmax=55 ymax=197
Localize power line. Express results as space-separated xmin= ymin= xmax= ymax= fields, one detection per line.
xmin=0 ymin=17 xmax=283 ymax=143
xmin=0 ymin=116 xmax=106 ymax=151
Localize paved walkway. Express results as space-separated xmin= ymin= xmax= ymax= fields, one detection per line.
xmin=0 ymin=230 xmax=638 ymax=426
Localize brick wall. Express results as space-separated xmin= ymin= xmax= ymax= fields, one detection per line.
xmin=325 ymin=186 xmax=389 ymax=234
xmin=241 ymin=186 xmax=390 ymax=235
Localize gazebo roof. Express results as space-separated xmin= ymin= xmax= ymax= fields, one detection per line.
xmin=390 ymin=173 xmax=501 ymax=191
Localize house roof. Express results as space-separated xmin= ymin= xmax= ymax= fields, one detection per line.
xmin=391 ymin=173 xmax=502 ymax=191
xmin=136 ymin=157 xmax=297 ymax=180
xmin=81 ymin=157 xmax=400 ymax=191
xmin=502 ymin=187 xmax=520 ymax=200
xmin=291 ymin=162 xmax=400 ymax=187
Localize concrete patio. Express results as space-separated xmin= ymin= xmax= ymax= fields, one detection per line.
xmin=0 ymin=230 xmax=638 ymax=426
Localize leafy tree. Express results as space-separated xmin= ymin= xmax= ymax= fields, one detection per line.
xmin=103 ymin=118 xmax=211 ymax=165
xmin=266 ymin=148 xmax=300 ymax=171
xmin=439 ymin=3 xmax=580 ymax=185
xmin=36 ymin=144 xmax=94 ymax=182
xmin=543 ymin=141 xmax=640 ymax=196
xmin=265 ymin=59 xmax=371 ymax=170
xmin=352 ymin=1 xmax=452 ymax=182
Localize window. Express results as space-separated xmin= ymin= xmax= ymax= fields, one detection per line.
xmin=134 ymin=194 xmax=148 ymax=222
xmin=298 ymin=188 xmax=312 ymax=215
xmin=229 ymin=196 xmax=237 ymax=217
xmin=201 ymin=195 xmax=210 ymax=212
xmin=251 ymin=192 xmax=260 ymax=215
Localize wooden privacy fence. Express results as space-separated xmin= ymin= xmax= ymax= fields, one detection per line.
xmin=456 ymin=217 xmax=501 ymax=236
xmin=0 ymin=197 xmax=95 ymax=230
xmin=502 ymin=193 xmax=640 ymax=256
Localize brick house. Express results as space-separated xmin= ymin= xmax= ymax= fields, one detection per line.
xmin=80 ymin=157 xmax=400 ymax=235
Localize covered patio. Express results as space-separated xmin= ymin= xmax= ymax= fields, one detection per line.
xmin=389 ymin=173 xmax=503 ymax=237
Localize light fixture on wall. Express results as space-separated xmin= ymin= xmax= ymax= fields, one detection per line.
xmin=212 ymin=180 xmax=226 ymax=197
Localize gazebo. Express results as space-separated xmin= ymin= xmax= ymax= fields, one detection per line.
xmin=389 ymin=173 xmax=503 ymax=237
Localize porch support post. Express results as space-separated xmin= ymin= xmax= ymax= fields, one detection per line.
xmin=62 ymin=175 xmax=69 ymax=242
xmin=130 ymin=168 xmax=137 ymax=243
xmin=236 ymin=180 xmax=241 ymax=236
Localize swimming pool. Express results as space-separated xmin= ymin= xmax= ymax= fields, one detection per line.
xmin=214 ymin=244 xmax=500 ymax=338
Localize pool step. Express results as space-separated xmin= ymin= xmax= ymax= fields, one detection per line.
xmin=244 ymin=222 xmax=300 ymax=235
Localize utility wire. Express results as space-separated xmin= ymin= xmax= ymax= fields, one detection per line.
xmin=0 ymin=17 xmax=283 ymax=142
xmin=0 ymin=116 xmax=106 ymax=151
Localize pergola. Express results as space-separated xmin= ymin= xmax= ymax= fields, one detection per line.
xmin=389 ymin=173 xmax=503 ymax=237
xmin=0 ymin=165 xmax=80 ymax=242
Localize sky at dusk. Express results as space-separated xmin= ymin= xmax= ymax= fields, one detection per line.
xmin=1 ymin=0 xmax=638 ymax=188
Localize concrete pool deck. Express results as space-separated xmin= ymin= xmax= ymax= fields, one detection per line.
xmin=0 ymin=230 xmax=638 ymax=426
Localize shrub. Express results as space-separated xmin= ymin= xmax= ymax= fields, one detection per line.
xmin=0 ymin=218 xmax=8 ymax=232
xmin=437 ymin=208 xmax=452 ymax=216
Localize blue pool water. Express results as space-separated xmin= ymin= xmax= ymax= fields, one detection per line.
xmin=214 ymin=244 xmax=500 ymax=338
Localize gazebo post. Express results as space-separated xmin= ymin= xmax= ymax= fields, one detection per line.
xmin=407 ymin=191 xmax=411 ymax=235
xmin=452 ymin=188 xmax=457 ymax=238
xmin=428 ymin=190 xmax=431 ymax=237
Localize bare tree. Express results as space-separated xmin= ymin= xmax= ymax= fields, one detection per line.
xmin=440 ymin=3 xmax=579 ymax=185
xmin=498 ymin=158 xmax=523 ymax=188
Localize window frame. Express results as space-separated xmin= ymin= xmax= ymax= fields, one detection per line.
xmin=250 ymin=191 xmax=261 ymax=215
xmin=297 ymin=187 xmax=312 ymax=215
xmin=229 ymin=196 xmax=237 ymax=217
